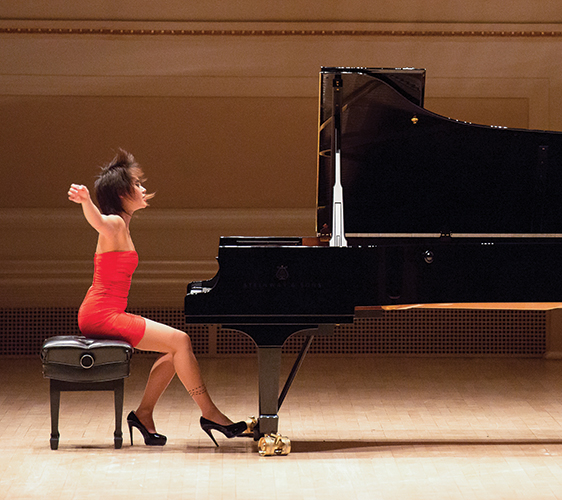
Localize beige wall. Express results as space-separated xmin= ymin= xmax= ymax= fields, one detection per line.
xmin=1 ymin=2 xmax=562 ymax=307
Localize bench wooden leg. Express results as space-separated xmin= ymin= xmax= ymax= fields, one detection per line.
xmin=49 ymin=380 xmax=60 ymax=450
xmin=113 ymin=379 xmax=124 ymax=449
xmin=48 ymin=379 xmax=125 ymax=449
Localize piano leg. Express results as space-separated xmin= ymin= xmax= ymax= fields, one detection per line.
xmin=254 ymin=325 xmax=334 ymax=438
xmin=257 ymin=347 xmax=282 ymax=436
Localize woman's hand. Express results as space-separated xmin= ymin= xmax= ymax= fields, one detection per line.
xmin=68 ymin=184 xmax=91 ymax=204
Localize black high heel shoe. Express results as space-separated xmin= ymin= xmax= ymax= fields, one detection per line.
xmin=127 ymin=411 xmax=167 ymax=446
xmin=200 ymin=417 xmax=247 ymax=447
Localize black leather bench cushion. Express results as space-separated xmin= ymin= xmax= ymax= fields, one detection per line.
xmin=41 ymin=336 xmax=132 ymax=383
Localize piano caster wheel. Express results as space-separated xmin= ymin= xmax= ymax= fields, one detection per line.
xmin=258 ymin=433 xmax=291 ymax=456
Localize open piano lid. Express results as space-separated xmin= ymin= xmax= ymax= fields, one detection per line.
xmin=317 ymin=67 xmax=562 ymax=240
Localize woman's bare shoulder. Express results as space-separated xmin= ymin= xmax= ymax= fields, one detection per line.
xmin=102 ymin=214 xmax=127 ymax=229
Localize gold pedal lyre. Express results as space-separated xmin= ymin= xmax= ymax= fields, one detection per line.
xmin=258 ymin=433 xmax=291 ymax=456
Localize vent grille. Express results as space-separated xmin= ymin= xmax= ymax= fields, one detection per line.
xmin=291 ymin=309 xmax=546 ymax=356
xmin=0 ymin=307 xmax=546 ymax=357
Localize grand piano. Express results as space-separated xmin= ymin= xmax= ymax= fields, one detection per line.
xmin=185 ymin=67 xmax=562 ymax=438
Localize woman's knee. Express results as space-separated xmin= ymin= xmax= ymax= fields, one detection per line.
xmin=157 ymin=326 xmax=192 ymax=353
xmin=174 ymin=330 xmax=192 ymax=351
xmin=139 ymin=318 xmax=192 ymax=353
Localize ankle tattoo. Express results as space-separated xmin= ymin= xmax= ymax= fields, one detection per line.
xmin=188 ymin=384 xmax=208 ymax=397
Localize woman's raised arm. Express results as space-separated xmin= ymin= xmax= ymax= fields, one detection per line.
xmin=68 ymin=183 xmax=121 ymax=236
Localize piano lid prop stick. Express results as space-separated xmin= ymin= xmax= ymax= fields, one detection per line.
xmin=330 ymin=150 xmax=347 ymax=247
xmin=330 ymin=73 xmax=348 ymax=248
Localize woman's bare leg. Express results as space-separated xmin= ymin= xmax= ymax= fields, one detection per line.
xmin=135 ymin=318 xmax=232 ymax=426
xmin=134 ymin=353 xmax=175 ymax=433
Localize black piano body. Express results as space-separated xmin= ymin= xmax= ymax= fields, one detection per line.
xmin=185 ymin=67 xmax=562 ymax=438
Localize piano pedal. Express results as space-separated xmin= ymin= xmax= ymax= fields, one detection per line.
xmin=258 ymin=433 xmax=291 ymax=456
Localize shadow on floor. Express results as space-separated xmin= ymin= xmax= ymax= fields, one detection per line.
xmin=289 ymin=438 xmax=562 ymax=453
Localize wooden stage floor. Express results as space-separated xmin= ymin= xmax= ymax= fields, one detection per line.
xmin=2 ymin=353 xmax=562 ymax=499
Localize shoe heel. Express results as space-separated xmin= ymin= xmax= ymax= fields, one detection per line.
xmin=128 ymin=421 xmax=134 ymax=446
xmin=204 ymin=428 xmax=219 ymax=447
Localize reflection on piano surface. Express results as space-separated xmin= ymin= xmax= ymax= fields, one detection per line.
xmin=185 ymin=67 xmax=562 ymax=438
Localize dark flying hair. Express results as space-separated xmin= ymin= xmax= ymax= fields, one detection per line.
xmin=94 ymin=149 xmax=152 ymax=215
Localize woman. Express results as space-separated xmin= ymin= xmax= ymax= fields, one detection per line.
xmin=68 ymin=149 xmax=246 ymax=447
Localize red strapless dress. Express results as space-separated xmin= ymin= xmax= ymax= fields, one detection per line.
xmin=78 ymin=250 xmax=146 ymax=347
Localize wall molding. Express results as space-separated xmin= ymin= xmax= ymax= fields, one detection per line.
xmin=2 ymin=21 xmax=562 ymax=38
xmin=0 ymin=207 xmax=315 ymax=307
xmin=2 ymin=28 xmax=562 ymax=38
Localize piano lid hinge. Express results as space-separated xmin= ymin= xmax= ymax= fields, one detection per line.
xmin=440 ymin=230 xmax=452 ymax=239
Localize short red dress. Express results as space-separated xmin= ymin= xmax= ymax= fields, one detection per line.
xmin=78 ymin=250 xmax=146 ymax=347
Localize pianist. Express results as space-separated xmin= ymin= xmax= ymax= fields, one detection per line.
xmin=68 ymin=149 xmax=247 ymax=446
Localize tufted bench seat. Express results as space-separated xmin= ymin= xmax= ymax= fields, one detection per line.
xmin=41 ymin=336 xmax=133 ymax=450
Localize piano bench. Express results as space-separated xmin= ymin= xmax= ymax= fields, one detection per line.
xmin=40 ymin=335 xmax=133 ymax=450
